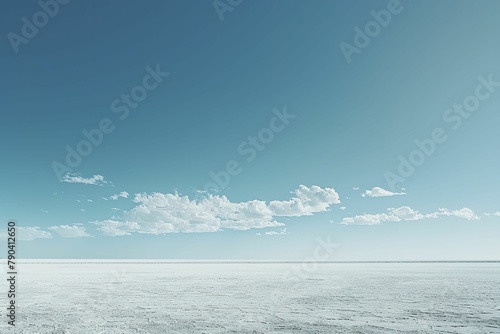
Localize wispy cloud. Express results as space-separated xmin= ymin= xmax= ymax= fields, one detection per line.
xmin=256 ymin=228 xmax=287 ymax=236
xmin=427 ymin=208 xmax=479 ymax=220
xmin=93 ymin=185 xmax=340 ymax=236
xmin=484 ymin=212 xmax=500 ymax=217
xmin=93 ymin=220 xmax=140 ymax=236
xmin=362 ymin=187 xmax=406 ymax=197
xmin=17 ymin=227 xmax=52 ymax=241
xmin=61 ymin=174 xmax=108 ymax=186
xmin=48 ymin=225 xmax=91 ymax=238
xmin=109 ymin=191 xmax=129 ymax=200
xmin=340 ymin=206 xmax=479 ymax=225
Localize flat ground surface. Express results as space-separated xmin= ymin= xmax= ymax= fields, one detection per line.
xmin=0 ymin=262 xmax=499 ymax=333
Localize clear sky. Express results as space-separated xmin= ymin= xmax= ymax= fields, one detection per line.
xmin=1 ymin=0 xmax=499 ymax=260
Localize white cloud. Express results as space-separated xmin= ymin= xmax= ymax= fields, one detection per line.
xmin=48 ymin=225 xmax=91 ymax=238
xmin=87 ymin=199 xmax=93 ymax=203
xmin=110 ymin=191 xmax=129 ymax=200
xmin=17 ymin=227 xmax=52 ymax=241
xmin=93 ymin=185 xmax=340 ymax=236
xmin=427 ymin=208 xmax=479 ymax=220
xmin=80 ymin=209 xmax=85 ymax=212
xmin=390 ymin=206 xmax=424 ymax=220
xmin=362 ymin=187 xmax=406 ymax=197
xmin=353 ymin=187 xmax=359 ymax=190
xmin=340 ymin=206 xmax=479 ymax=225
xmin=41 ymin=210 xmax=49 ymax=214
xmin=256 ymin=228 xmax=287 ymax=236
xmin=92 ymin=220 xmax=141 ymax=236
xmin=341 ymin=213 xmax=400 ymax=225
xmin=340 ymin=206 xmax=346 ymax=210
xmin=484 ymin=212 xmax=500 ymax=217
xmin=269 ymin=185 xmax=340 ymax=216
xmin=61 ymin=174 xmax=108 ymax=186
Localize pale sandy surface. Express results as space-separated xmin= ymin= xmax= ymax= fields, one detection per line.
xmin=1 ymin=263 xmax=499 ymax=333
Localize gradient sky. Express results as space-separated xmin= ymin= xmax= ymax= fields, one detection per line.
xmin=1 ymin=0 xmax=499 ymax=260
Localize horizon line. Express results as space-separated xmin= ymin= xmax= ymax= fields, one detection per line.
xmin=12 ymin=259 xmax=500 ymax=264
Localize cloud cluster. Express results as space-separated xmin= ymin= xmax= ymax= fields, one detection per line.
xmin=362 ymin=187 xmax=405 ymax=197
xmin=61 ymin=174 xmax=108 ymax=186
xmin=340 ymin=206 xmax=479 ymax=225
xmin=93 ymin=185 xmax=340 ymax=236
xmin=48 ymin=225 xmax=91 ymax=238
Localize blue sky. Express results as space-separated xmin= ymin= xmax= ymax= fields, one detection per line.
xmin=1 ymin=0 xmax=499 ymax=260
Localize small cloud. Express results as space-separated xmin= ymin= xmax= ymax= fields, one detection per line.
xmin=111 ymin=208 xmax=121 ymax=211
xmin=87 ymin=199 xmax=93 ymax=203
xmin=339 ymin=206 xmax=346 ymax=210
xmin=101 ymin=197 xmax=108 ymax=201
xmin=80 ymin=209 xmax=85 ymax=212
xmin=362 ymin=187 xmax=406 ymax=198
xmin=61 ymin=174 xmax=108 ymax=186
xmin=41 ymin=210 xmax=49 ymax=214
xmin=48 ymin=225 xmax=91 ymax=238
xmin=77 ymin=200 xmax=81 ymax=203
xmin=352 ymin=187 xmax=359 ymax=190
xmin=484 ymin=212 xmax=500 ymax=217
xmin=257 ymin=228 xmax=287 ymax=236
xmin=109 ymin=191 xmax=129 ymax=201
